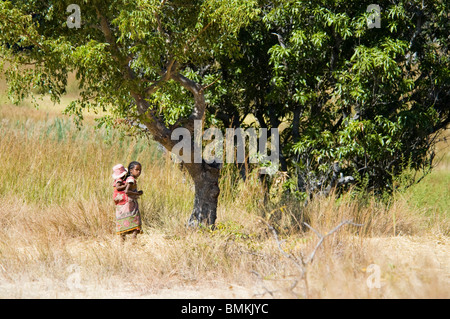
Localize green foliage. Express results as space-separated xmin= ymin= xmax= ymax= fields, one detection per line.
xmin=262 ymin=0 xmax=448 ymax=195
xmin=0 ymin=0 xmax=260 ymax=128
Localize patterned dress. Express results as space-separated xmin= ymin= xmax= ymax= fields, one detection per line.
xmin=114 ymin=176 xmax=142 ymax=235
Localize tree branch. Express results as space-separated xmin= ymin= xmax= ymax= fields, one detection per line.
xmin=0 ymin=13 xmax=46 ymax=52
xmin=130 ymin=92 xmax=173 ymax=147
xmin=171 ymin=71 xmax=206 ymax=124
xmin=303 ymin=220 xmax=364 ymax=263
xmin=155 ymin=0 xmax=171 ymax=44
xmin=94 ymin=7 xmax=174 ymax=148
xmin=262 ymin=217 xmax=364 ymax=298
xmin=95 ymin=7 xmax=135 ymax=80
xmin=171 ymin=71 xmax=202 ymax=95
xmin=145 ymin=59 xmax=176 ymax=95
xmin=183 ymin=20 xmax=214 ymax=54
xmin=199 ymin=76 xmax=221 ymax=94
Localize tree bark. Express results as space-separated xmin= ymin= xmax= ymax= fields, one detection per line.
xmin=185 ymin=162 xmax=221 ymax=227
xmin=169 ymin=72 xmax=222 ymax=228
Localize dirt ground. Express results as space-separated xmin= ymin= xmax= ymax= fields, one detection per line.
xmin=0 ymin=235 xmax=448 ymax=299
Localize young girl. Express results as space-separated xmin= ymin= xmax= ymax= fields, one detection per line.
xmin=113 ymin=161 xmax=144 ymax=241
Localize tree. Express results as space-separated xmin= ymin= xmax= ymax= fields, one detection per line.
xmin=264 ymin=0 xmax=449 ymax=195
xmin=0 ymin=0 xmax=260 ymax=227
xmin=211 ymin=0 xmax=449 ymax=199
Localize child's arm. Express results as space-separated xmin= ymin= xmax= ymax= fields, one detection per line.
xmin=124 ymin=183 xmax=142 ymax=196
xmin=115 ymin=180 xmax=127 ymax=191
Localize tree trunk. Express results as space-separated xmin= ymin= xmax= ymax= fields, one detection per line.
xmin=185 ymin=162 xmax=221 ymax=228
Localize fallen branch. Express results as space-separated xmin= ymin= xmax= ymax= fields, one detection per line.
xmin=266 ymin=223 xmax=306 ymax=274
xmin=261 ymin=218 xmax=363 ymax=298
xmin=303 ymin=220 xmax=364 ymax=264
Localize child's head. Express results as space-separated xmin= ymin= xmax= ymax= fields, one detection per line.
xmin=112 ymin=164 xmax=127 ymax=180
xmin=127 ymin=161 xmax=142 ymax=179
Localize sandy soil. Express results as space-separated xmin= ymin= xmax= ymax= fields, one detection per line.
xmin=0 ymin=235 xmax=448 ymax=299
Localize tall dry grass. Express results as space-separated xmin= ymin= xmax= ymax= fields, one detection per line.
xmin=0 ymin=100 xmax=449 ymax=298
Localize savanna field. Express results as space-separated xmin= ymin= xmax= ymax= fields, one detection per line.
xmin=0 ymin=76 xmax=449 ymax=299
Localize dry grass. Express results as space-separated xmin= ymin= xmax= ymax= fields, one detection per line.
xmin=0 ymin=88 xmax=449 ymax=298
xmin=1 ymin=191 xmax=448 ymax=298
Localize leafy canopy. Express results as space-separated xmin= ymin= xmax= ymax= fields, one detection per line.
xmin=0 ymin=0 xmax=260 ymax=129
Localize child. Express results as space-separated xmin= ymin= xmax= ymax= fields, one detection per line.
xmin=112 ymin=164 xmax=127 ymax=206
xmin=113 ymin=161 xmax=144 ymax=241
